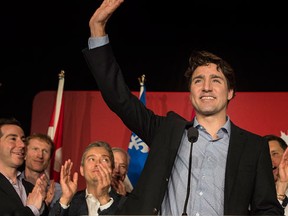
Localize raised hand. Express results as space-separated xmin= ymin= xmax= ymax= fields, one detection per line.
xmin=92 ymin=162 xmax=113 ymax=204
xmin=276 ymin=148 xmax=288 ymax=197
xmin=59 ymin=159 xmax=78 ymax=206
xmin=89 ymin=0 xmax=124 ymax=37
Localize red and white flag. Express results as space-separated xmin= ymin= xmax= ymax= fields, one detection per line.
xmin=47 ymin=70 xmax=65 ymax=182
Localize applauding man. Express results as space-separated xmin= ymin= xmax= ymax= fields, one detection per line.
xmin=0 ymin=118 xmax=48 ymax=216
xmin=49 ymin=141 xmax=122 ymax=216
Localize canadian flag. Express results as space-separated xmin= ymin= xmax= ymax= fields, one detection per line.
xmin=47 ymin=70 xmax=65 ymax=182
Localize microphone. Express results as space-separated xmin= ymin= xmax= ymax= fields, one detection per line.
xmin=182 ymin=127 xmax=199 ymax=216
xmin=187 ymin=127 xmax=199 ymax=143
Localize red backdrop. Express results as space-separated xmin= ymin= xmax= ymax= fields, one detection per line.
xmin=31 ymin=91 xmax=288 ymax=189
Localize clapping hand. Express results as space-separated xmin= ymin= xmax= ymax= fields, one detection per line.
xmin=276 ymin=148 xmax=288 ymax=196
xmin=26 ymin=174 xmax=48 ymax=210
xmin=59 ymin=159 xmax=78 ymax=206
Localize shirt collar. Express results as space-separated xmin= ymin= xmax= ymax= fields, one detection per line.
xmin=193 ymin=116 xmax=231 ymax=137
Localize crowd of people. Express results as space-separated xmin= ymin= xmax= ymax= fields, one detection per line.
xmin=1 ymin=117 xmax=288 ymax=215
xmin=1 ymin=0 xmax=288 ymax=215
xmin=0 ymin=118 xmax=131 ymax=216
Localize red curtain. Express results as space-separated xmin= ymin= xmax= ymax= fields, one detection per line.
xmin=31 ymin=91 xmax=288 ymax=189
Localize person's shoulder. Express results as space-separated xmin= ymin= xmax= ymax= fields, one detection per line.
xmin=231 ymin=122 xmax=264 ymax=140
xmin=167 ymin=111 xmax=189 ymax=122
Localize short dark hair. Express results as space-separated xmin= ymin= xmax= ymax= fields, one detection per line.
xmin=184 ymin=50 xmax=236 ymax=99
xmin=263 ymin=134 xmax=287 ymax=151
xmin=81 ymin=141 xmax=115 ymax=169
xmin=0 ymin=117 xmax=22 ymax=138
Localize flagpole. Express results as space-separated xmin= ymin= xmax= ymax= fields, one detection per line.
xmin=138 ymin=74 xmax=145 ymax=100
xmin=138 ymin=74 xmax=145 ymax=86
xmin=127 ymin=74 xmax=149 ymax=187
xmin=47 ymin=70 xmax=65 ymax=182
xmin=52 ymin=70 xmax=65 ymax=139
xmin=48 ymin=70 xmax=65 ymax=140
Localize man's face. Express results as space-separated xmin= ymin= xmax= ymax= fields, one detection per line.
xmin=112 ymin=151 xmax=128 ymax=182
xmin=269 ymin=140 xmax=285 ymax=181
xmin=80 ymin=147 xmax=112 ymax=184
xmin=25 ymin=138 xmax=52 ymax=173
xmin=0 ymin=124 xmax=26 ymax=168
xmin=189 ymin=63 xmax=233 ymax=117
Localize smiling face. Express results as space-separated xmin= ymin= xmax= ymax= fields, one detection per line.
xmin=25 ymin=138 xmax=52 ymax=173
xmin=269 ymin=140 xmax=285 ymax=181
xmin=189 ymin=63 xmax=234 ymax=118
xmin=0 ymin=124 xmax=26 ymax=170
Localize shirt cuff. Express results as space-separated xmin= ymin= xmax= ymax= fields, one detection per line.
xmin=99 ymin=197 xmax=114 ymax=211
xmin=27 ymin=205 xmax=40 ymax=216
xmin=59 ymin=202 xmax=70 ymax=209
xmin=88 ymin=35 xmax=109 ymax=49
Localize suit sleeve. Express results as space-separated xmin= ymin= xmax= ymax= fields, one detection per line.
xmin=82 ymin=45 xmax=164 ymax=146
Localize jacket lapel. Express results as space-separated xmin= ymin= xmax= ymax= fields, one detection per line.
xmin=75 ymin=191 xmax=89 ymax=215
xmin=0 ymin=173 xmax=24 ymax=206
xmin=224 ymin=123 xmax=246 ymax=204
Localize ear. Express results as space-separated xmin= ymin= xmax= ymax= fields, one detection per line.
xmin=80 ymin=166 xmax=84 ymax=177
xmin=228 ymin=89 xmax=234 ymax=101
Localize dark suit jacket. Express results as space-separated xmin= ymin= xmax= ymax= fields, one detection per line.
xmin=82 ymin=44 xmax=284 ymax=215
xmin=0 ymin=173 xmax=36 ymax=216
xmin=48 ymin=188 xmax=122 ymax=216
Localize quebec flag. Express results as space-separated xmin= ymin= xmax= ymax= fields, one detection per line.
xmin=127 ymin=75 xmax=149 ymax=187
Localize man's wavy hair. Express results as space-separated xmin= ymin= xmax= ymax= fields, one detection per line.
xmin=184 ymin=50 xmax=236 ymax=100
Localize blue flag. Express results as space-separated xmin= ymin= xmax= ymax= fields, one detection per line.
xmin=127 ymin=76 xmax=149 ymax=187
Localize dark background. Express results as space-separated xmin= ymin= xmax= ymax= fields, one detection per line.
xmin=1 ymin=0 xmax=287 ymax=134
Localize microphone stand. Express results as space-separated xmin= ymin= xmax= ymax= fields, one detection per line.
xmin=182 ymin=140 xmax=193 ymax=216
xmin=182 ymin=127 xmax=199 ymax=216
